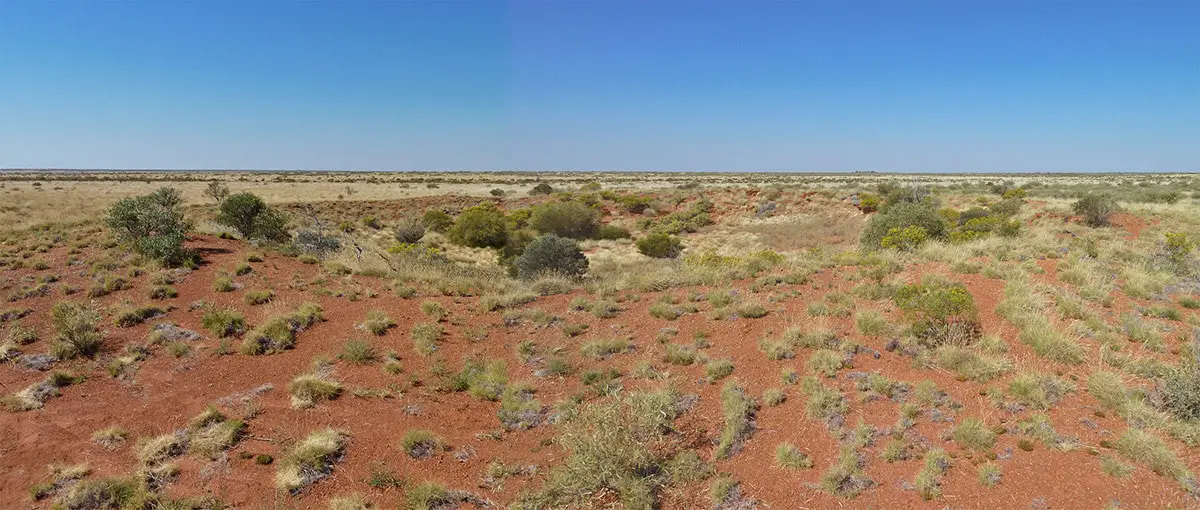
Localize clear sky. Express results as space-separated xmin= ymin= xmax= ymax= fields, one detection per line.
xmin=1 ymin=1 xmax=1197 ymax=172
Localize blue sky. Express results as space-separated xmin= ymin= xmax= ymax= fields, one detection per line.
xmin=1 ymin=1 xmax=1196 ymax=172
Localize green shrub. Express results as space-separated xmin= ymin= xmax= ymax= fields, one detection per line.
xmin=1072 ymin=193 xmax=1119 ymax=227
xmin=636 ymin=233 xmax=683 ymax=258
xmin=894 ymin=278 xmax=981 ymax=347
xmin=880 ymin=226 xmax=928 ymax=251
xmin=448 ymin=203 xmax=508 ymax=248
xmin=861 ymin=201 xmax=947 ymax=250
xmin=215 ymin=192 xmax=289 ymax=242
xmin=598 ymin=224 xmax=631 ymax=240
xmin=422 ymin=209 xmax=453 ymax=232
xmin=529 ymin=182 xmax=554 ymax=195
xmin=528 ymin=201 xmax=600 ymax=239
xmin=512 ymin=234 xmax=588 ymax=280
xmin=104 ymin=188 xmax=193 ymax=266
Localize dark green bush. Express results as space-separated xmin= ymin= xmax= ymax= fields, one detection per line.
xmin=422 ymin=209 xmax=453 ymax=232
xmin=448 ymin=203 xmax=508 ymax=249
xmin=498 ymin=228 xmax=536 ymax=270
xmin=861 ymin=202 xmax=947 ymax=250
xmin=215 ymin=193 xmax=289 ymax=242
xmin=529 ymin=183 xmax=554 ymax=195
xmin=637 ymin=233 xmax=683 ymax=258
xmin=512 ymin=234 xmax=588 ymax=280
xmin=529 ymin=201 xmax=600 ymax=240
xmin=105 ymin=188 xmax=193 ymax=266
xmin=1072 ymin=194 xmax=1119 ymax=227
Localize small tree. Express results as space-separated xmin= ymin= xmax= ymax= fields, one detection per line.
xmin=636 ymin=233 xmax=683 ymax=258
xmin=216 ymin=192 xmax=290 ymax=242
xmin=448 ymin=203 xmax=508 ymax=249
xmin=204 ymin=181 xmax=231 ymax=204
xmin=105 ymin=187 xmax=193 ymax=266
xmin=529 ymin=183 xmax=554 ymax=196
xmin=422 ymin=209 xmax=454 ymax=233
xmin=1072 ymin=193 xmax=1118 ymax=227
xmin=529 ymin=201 xmax=600 ymax=239
xmin=513 ymin=234 xmax=588 ymax=280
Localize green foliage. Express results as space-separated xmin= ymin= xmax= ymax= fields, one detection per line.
xmin=421 ymin=209 xmax=454 ymax=232
xmin=448 ymin=203 xmax=508 ymax=249
xmin=598 ymin=224 xmax=631 ymax=240
xmin=528 ymin=201 xmax=600 ymax=239
xmin=512 ymin=234 xmax=589 ymax=280
xmin=861 ymin=201 xmax=947 ymax=250
xmin=104 ymin=187 xmax=194 ymax=266
xmin=636 ymin=232 xmax=683 ymax=258
xmin=880 ymin=225 xmax=928 ymax=251
xmin=894 ymin=278 xmax=981 ymax=347
xmin=216 ymin=192 xmax=290 ymax=242
xmin=1072 ymin=193 xmax=1119 ymax=227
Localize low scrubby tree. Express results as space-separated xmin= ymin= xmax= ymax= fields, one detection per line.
xmin=105 ymin=187 xmax=193 ymax=266
xmin=448 ymin=203 xmax=508 ymax=249
xmin=512 ymin=234 xmax=589 ymax=280
xmin=216 ymin=193 xmax=290 ymax=242
xmin=1072 ymin=193 xmax=1118 ymax=227
xmin=204 ymin=181 xmax=230 ymax=204
xmin=529 ymin=200 xmax=600 ymax=239
xmin=637 ymin=232 xmax=684 ymax=258
xmin=394 ymin=218 xmax=426 ymax=244
xmin=421 ymin=209 xmax=453 ymax=232
xmin=861 ymin=201 xmax=947 ymax=250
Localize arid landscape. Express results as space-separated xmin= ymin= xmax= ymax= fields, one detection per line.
xmin=4 ymin=171 xmax=1200 ymax=509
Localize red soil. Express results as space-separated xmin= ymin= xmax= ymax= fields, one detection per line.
xmin=1 ymin=232 xmax=1195 ymax=509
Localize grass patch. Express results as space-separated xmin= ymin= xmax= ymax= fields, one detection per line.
xmin=411 ymin=323 xmax=443 ymax=356
xmin=275 ymin=429 xmax=349 ymax=493
xmin=774 ymin=442 xmax=813 ymax=469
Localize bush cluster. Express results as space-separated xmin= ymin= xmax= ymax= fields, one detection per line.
xmin=861 ymin=202 xmax=947 ymax=250
xmin=1072 ymin=193 xmax=1119 ymax=227
xmin=215 ymin=193 xmax=289 ymax=242
xmin=512 ymin=234 xmax=589 ymax=280
xmin=894 ymin=279 xmax=981 ymax=347
xmin=637 ymin=232 xmax=684 ymax=258
xmin=105 ymin=187 xmax=194 ymax=266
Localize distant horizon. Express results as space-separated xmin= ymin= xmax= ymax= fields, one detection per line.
xmin=1 ymin=168 xmax=1194 ymax=176
xmin=2 ymin=2 xmax=1197 ymax=172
